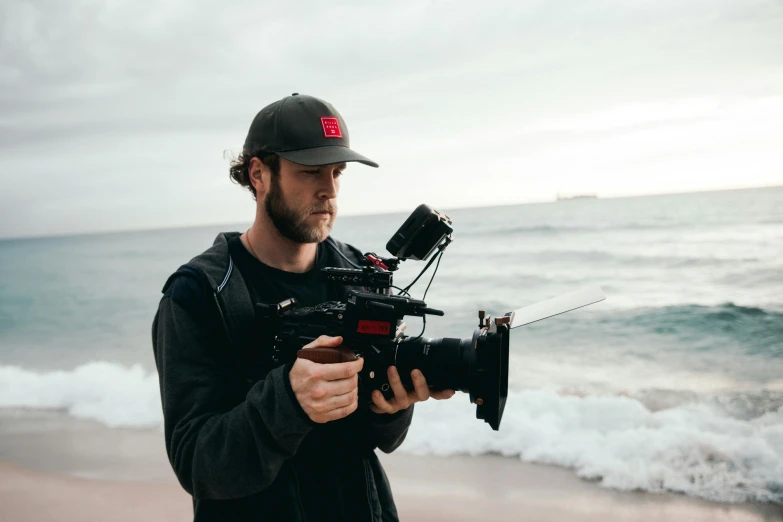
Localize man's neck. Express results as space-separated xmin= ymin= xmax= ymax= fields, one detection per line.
xmin=242 ymin=215 xmax=318 ymax=274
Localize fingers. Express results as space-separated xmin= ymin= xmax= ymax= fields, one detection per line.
xmin=290 ymin=334 xmax=363 ymax=424
xmin=430 ymin=389 xmax=456 ymax=400
xmin=369 ymin=368 xmax=457 ymax=415
xmin=303 ymin=377 xmax=360 ymax=424
xmin=370 ymin=366 xmax=416 ymax=415
xmin=314 ymin=387 xmax=359 ymax=415
xmin=324 ymin=400 xmax=359 ymax=422
xmin=309 ymin=373 xmax=359 ymax=400
xmin=300 ymin=335 xmax=364 ymax=381
xmin=410 ymin=370 xmax=453 ymax=401
xmin=410 ymin=369 xmax=430 ymax=402
xmin=301 ymin=335 xmax=343 ymax=350
xmin=312 ymin=391 xmax=360 ymax=423
xmin=387 ymin=366 xmax=412 ymax=409
xmin=371 ymin=389 xmax=397 ymax=414
xmin=318 ymin=357 xmax=363 ymax=381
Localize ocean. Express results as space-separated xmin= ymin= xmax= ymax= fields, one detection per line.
xmin=1 ymin=186 xmax=781 ymax=504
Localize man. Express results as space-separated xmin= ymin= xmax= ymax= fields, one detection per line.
xmin=152 ymin=93 xmax=454 ymax=521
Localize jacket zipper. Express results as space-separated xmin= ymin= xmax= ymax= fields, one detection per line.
xmin=212 ymin=292 xmax=234 ymax=347
xmin=212 ymin=255 xmax=235 ymax=347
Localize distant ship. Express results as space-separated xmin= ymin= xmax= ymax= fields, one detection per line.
xmin=556 ymin=193 xmax=598 ymax=201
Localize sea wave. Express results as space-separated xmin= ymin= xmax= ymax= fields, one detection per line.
xmin=404 ymin=389 xmax=783 ymax=504
xmin=623 ymin=303 xmax=783 ymax=357
xmin=0 ymin=361 xmax=162 ymax=428
xmin=440 ymin=300 xmax=783 ymax=358
xmin=1 ymin=361 xmax=781 ymax=503
xmin=630 ymin=302 xmax=777 ymax=322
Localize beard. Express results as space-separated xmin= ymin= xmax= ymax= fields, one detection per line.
xmin=264 ymin=173 xmax=336 ymax=243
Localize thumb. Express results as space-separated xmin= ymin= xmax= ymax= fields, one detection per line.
xmin=303 ymin=335 xmax=343 ymax=349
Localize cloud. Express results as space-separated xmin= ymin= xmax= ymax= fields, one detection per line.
xmin=1 ymin=0 xmax=782 ymax=238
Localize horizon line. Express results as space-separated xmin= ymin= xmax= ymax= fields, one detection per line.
xmin=1 ymin=183 xmax=781 ymax=242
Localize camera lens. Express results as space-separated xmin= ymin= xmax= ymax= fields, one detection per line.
xmin=393 ymin=336 xmax=474 ymax=392
xmin=389 ymin=326 xmax=509 ymax=430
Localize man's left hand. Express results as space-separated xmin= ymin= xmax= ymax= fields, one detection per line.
xmin=369 ymin=366 xmax=455 ymax=414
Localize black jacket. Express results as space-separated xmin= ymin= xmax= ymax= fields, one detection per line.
xmin=151 ymin=232 xmax=414 ymax=521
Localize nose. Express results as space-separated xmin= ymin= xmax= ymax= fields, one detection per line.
xmin=317 ymin=168 xmax=340 ymax=200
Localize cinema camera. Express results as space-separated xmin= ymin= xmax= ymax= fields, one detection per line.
xmin=256 ymin=204 xmax=604 ymax=430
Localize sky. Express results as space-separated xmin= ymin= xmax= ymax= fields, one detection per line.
xmin=1 ymin=0 xmax=782 ymax=239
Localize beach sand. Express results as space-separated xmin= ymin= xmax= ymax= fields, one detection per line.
xmin=0 ymin=410 xmax=780 ymax=522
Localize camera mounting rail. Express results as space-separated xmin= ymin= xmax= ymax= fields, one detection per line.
xmin=347 ymin=290 xmax=445 ymax=319
xmin=321 ymin=266 xmax=394 ymax=290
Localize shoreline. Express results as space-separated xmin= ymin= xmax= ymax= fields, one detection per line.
xmin=2 ymin=455 xmax=780 ymax=522
xmin=0 ymin=409 xmax=780 ymax=521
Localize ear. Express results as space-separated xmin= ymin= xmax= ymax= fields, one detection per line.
xmin=248 ymin=157 xmax=266 ymax=196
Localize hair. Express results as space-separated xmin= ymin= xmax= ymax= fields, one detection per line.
xmin=228 ymin=149 xmax=280 ymax=200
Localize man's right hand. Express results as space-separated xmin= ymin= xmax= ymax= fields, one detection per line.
xmin=289 ymin=335 xmax=364 ymax=424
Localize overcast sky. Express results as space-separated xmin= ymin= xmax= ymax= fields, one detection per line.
xmin=1 ymin=0 xmax=782 ymax=238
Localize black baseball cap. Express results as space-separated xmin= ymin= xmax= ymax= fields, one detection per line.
xmin=243 ymin=93 xmax=379 ymax=168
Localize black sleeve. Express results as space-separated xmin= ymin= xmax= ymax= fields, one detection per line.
xmin=364 ymin=406 xmax=414 ymax=454
xmin=151 ymin=276 xmax=314 ymax=500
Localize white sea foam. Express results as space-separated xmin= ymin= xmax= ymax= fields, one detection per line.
xmin=1 ymin=362 xmax=781 ymax=503
xmin=0 ymin=361 xmax=162 ymax=428
xmin=403 ymin=389 xmax=783 ymax=504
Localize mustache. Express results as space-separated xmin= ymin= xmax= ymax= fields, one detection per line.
xmin=309 ymin=203 xmax=337 ymax=214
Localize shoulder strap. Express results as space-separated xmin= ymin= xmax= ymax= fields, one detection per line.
xmin=324 ymin=236 xmax=363 ymax=268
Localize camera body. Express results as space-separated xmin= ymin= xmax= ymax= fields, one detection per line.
xmin=254 ymin=204 xmax=510 ymax=430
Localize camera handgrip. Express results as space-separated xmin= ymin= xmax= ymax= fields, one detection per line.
xmin=296 ymin=346 xmax=358 ymax=364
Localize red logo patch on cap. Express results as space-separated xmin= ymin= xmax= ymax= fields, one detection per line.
xmin=321 ymin=117 xmax=342 ymax=138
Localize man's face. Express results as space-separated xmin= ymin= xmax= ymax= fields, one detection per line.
xmin=263 ymin=157 xmax=344 ymax=244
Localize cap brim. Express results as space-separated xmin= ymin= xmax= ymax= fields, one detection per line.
xmin=277 ymin=146 xmax=379 ymax=168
